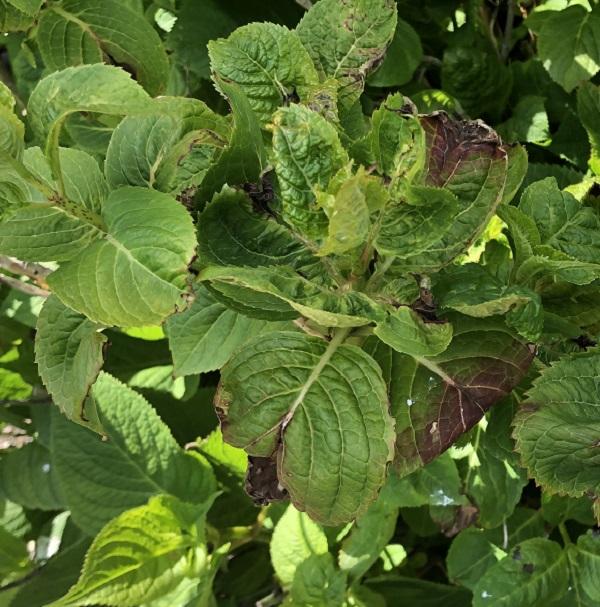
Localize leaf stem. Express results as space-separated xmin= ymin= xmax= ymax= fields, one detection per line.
xmin=558 ymin=522 xmax=572 ymax=546
xmin=501 ymin=0 xmax=515 ymax=61
xmin=0 ymin=273 xmax=50 ymax=298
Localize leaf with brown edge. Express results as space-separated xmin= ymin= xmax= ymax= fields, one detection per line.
xmin=396 ymin=112 xmax=509 ymax=273
xmin=214 ymin=330 xmax=395 ymax=525
xmin=366 ymin=315 xmax=534 ymax=477
xmin=245 ymin=455 xmax=289 ymax=506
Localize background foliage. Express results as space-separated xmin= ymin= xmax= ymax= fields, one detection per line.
xmin=1 ymin=0 xmax=600 ymax=606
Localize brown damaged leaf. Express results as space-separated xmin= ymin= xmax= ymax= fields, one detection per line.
xmin=245 ymin=455 xmax=289 ymax=506
xmin=367 ymin=316 xmax=534 ymax=477
xmin=421 ymin=112 xmax=506 ymax=186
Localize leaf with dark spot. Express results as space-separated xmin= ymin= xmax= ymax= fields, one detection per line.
xmin=367 ymin=315 xmax=534 ymax=477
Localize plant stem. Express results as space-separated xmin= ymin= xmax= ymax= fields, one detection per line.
xmin=0 ymin=256 xmax=51 ymax=285
xmin=558 ymin=522 xmax=572 ymax=546
xmin=501 ymin=0 xmax=515 ymax=61
xmin=0 ymin=274 xmax=50 ymax=298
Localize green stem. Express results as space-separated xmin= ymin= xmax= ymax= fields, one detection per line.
xmin=558 ymin=522 xmax=571 ymax=546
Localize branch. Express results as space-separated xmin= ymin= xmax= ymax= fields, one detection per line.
xmin=501 ymin=0 xmax=515 ymax=61
xmin=0 ymin=273 xmax=50 ymax=298
xmin=295 ymin=0 xmax=313 ymax=9
xmin=0 ymin=256 xmax=51 ymax=284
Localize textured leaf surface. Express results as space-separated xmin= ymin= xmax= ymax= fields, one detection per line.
xmin=165 ymin=284 xmax=287 ymax=376
xmin=513 ymin=349 xmax=600 ymax=498
xmin=571 ymin=531 xmax=600 ymax=603
xmin=200 ymin=265 xmax=383 ymax=328
xmin=368 ymin=316 xmax=534 ymax=476
xmin=37 ymin=0 xmax=169 ymax=95
xmin=270 ymin=505 xmax=328 ymax=587
xmin=51 ymin=373 xmax=216 ymax=534
xmin=27 ymin=64 xmax=150 ymax=153
xmin=196 ymin=78 xmax=266 ymax=202
xmin=49 ymin=495 xmax=211 ymax=607
xmin=536 ymin=5 xmax=600 ymax=92
xmin=209 ymin=23 xmax=318 ymax=126
xmin=291 ymin=553 xmax=346 ymax=606
xmin=374 ymin=307 xmax=453 ymax=357
xmin=296 ymin=0 xmax=397 ymax=105
xmin=472 ymin=538 xmax=569 ymax=607
xmin=0 ymin=147 xmax=107 ymax=261
xmin=216 ymin=331 xmax=395 ymax=525
xmin=0 ymin=442 xmax=64 ymax=511
xmin=270 ymin=104 xmax=349 ymax=240
xmin=47 ymin=187 xmax=196 ymax=327
xmin=35 ymin=295 xmax=106 ymax=427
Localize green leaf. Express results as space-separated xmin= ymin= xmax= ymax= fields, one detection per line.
xmin=104 ymin=97 xmax=228 ymax=194
xmin=46 ymin=186 xmax=196 ymax=327
xmin=0 ymin=525 xmax=32 ymax=585
xmin=368 ymin=94 xmax=426 ymax=188
xmin=291 ymin=553 xmax=346 ymax=607
xmin=200 ymin=265 xmax=383 ymax=328
xmin=570 ymin=531 xmax=600 ymax=603
xmin=270 ymin=504 xmax=328 ymax=587
xmin=296 ymin=0 xmax=397 ymax=105
xmin=441 ymin=36 xmax=512 ymax=120
xmin=397 ymin=112 xmax=509 ymax=272
xmin=542 ymin=493 xmax=595 ymax=526
xmin=467 ymin=398 xmax=528 ymax=528
xmin=165 ymin=284 xmax=287 ymax=376
xmin=0 ymin=82 xmax=24 ymax=159
xmin=434 ymin=263 xmax=543 ymax=341
xmin=367 ymin=316 xmax=534 ymax=476
xmin=513 ymin=348 xmax=600 ymax=499
xmin=388 ymin=453 xmax=464 ymax=508
xmin=497 ymin=96 xmax=550 ymax=144
xmin=0 ymin=442 xmax=65 ymax=511
xmin=51 ymin=373 xmax=216 ymax=534
xmin=195 ymin=78 xmax=266 ymax=202
xmin=35 ymin=295 xmax=106 ymax=428
xmin=537 ymin=5 xmax=600 ymax=92
xmin=27 ymin=64 xmax=151 ymax=162
xmin=216 ymin=331 xmax=395 ymax=525
xmin=374 ymin=307 xmax=453 ymax=357
xmin=472 ymin=538 xmax=569 ymax=607
xmin=0 ymin=147 xmax=108 ymax=262
xmin=270 ymin=104 xmax=349 ymax=241
xmin=376 ymin=186 xmax=458 ymax=258
xmin=10 ymin=539 xmax=91 ymax=607
xmin=367 ymin=18 xmax=423 ymax=87
xmin=209 ymin=23 xmax=318 ymax=127
xmin=197 ymin=186 xmax=315 ymax=269
xmin=48 ymin=494 xmax=214 ymax=607
xmin=37 ymin=0 xmax=170 ymax=95
xmin=578 ymin=81 xmax=600 ymax=174
xmin=338 ymin=480 xmax=400 ymax=579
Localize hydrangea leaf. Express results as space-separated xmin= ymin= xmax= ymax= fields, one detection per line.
xmin=27 ymin=64 xmax=151 ymax=163
xmin=0 ymin=147 xmax=107 ymax=261
xmin=270 ymin=504 xmax=328 ymax=587
xmin=216 ymin=331 xmax=395 ymax=525
xmin=165 ymin=284 xmax=289 ymax=376
xmin=375 ymin=186 xmax=458 ymax=258
xmin=513 ymin=349 xmax=600 ymax=498
xmin=51 ymin=373 xmax=216 ymax=534
xmin=48 ymin=494 xmax=214 ymax=607
xmin=373 ymin=307 xmax=453 ymax=358
xmin=296 ymin=0 xmax=397 ymax=105
xmin=37 ymin=0 xmax=169 ymax=95
xmin=270 ymin=104 xmax=349 ymax=241
xmin=291 ymin=553 xmax=347 ymax=606
xmin=35 ymin=295 xmax=106 ymax=429
xmin=577 ymin=81 xmax=600 ymax=174
xmin=46 ymin=186 xmax=196 ymax=327
xmin=367 ymin=18 xmax=423 ymax=88
xmin=367 ymin=316 xmax=534 ymax=476
xmin=536 ymin=5 xmax=600 ymax=92
xmin=570 ymin=531 xmax=600 ymax=603
xmin=195 ymin=78 xmax=266 ymax=203
xmin=200 ymin=265 xmax=383 ymax=328
xmin=0 ymin=81 xmax=24 ymax=159
xmin=208 ymin=23 xmax=319 ymax=126
xmin=472 ymin=538 xmax=569 ymax=607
